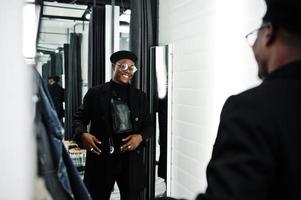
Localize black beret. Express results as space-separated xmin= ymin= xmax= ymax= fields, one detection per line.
xmin=110 ymin=50 xmax=137 ymax=64
xmin=263 ymin=0 xmax=301 ymax=33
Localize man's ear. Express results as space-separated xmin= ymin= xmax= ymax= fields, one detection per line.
xmin=265 ymin=23 xmax=277 ymax=46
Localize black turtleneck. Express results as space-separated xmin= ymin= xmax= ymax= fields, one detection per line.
xmin=111 ymin=80 xmax=129 ymax=104
xmin=110 ymin=80 xmax=132 ymax=149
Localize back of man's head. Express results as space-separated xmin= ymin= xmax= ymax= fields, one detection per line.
xmin=52 ymin=76 xmax=60 ymax=83
xmin=263 ymin=0 xmax=301 ymax=34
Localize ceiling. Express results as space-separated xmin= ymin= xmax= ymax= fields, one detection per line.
xmin=37 ymin=2 xmax=88 ymax=51
xmin=37 ymin=0 xmax=130 ymax=52
xmin=43 ymin=1 xmax=87 ymax=18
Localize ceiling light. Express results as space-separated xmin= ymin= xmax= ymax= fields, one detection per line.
xmin=83 ymin=7 xmax=92 ymax=20
xmin=85 ymin=12 xmax=91 ymax=20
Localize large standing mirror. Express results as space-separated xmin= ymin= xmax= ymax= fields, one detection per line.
xmin=151 ymin=45 xmax=173 ymax=198
xmin=35 ymin=1 xmax=168 ymax=199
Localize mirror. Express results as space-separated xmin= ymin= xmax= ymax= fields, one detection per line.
xmin=151 ymin=45 xmax=173 ymax=198
xmin=36 ymin=1 xmax=91 ymax=133
xmin=35 ymin=1 xmax=167 ymax=199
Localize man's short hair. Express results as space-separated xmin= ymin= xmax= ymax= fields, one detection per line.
xmin=48 ymin=75 xmax=60 ymax=82
xmin=263 ymin=0 xmax=301 ymax=33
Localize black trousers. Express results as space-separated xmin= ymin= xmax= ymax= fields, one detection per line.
xmin=86 ymin=153 xmax=141 ymax=200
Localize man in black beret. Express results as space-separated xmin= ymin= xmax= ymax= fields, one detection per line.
xmin=73 ymin=50 xmax=153 ymax=200
xmin=193 ymin=0 xmax=301 ymax=200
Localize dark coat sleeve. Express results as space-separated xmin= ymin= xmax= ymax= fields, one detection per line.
xmin=72 ymin=88 xmax=94 ymax=143
xmin=139 ymin=92 xmax=153 ymax=140
xmin=196 ymin=95 xmax=278 ymax=200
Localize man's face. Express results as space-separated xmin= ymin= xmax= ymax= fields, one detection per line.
xmin=252 ymin=24 xmax=270 ymax=79
xmin=112 ymin=58 xmax=136 ymax=84
xmin=48 ymin=78 xmax=54 ymax=85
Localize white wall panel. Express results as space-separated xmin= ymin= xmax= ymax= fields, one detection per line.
xmin=159 ymin=0 xmax=266 ymax=199
xmin=0 ymin=1 xmax=34 ymax=199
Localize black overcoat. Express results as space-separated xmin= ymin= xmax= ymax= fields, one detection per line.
xmin=48 ymin=83 xmax=64 ymax=119
xmin=73 ymin=81 xmax=153 ymax=192
xmin=197 ymin=61 xmax=301 ymax=200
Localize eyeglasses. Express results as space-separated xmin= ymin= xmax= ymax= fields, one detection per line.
xmin=245 ymin=25 xmax=268 ymax=47
xmin=115 ymin=62 xmax=138 ymax=73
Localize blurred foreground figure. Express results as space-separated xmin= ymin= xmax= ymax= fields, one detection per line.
xmin=197 ymin=0 xmax=301 ymax=199
xmin=156 ymin=0 xmax=301 ymax=200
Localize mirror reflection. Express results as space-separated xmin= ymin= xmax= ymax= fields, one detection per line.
xmin=35 ymin=1 xmax=166 ymax=200
xmin=36 ymin=1 xmax=90 ymax=130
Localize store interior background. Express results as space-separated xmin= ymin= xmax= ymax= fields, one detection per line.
xmin=0 ymin=0 xmax=266 ymax=199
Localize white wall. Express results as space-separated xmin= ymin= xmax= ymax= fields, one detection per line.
xmin=159 ymin=0 xmax=266 ymax=199
xmin=75 ymin=22 xmax=90 ymax=97
xmin=0 ymin=1 xmax=34 ymax=199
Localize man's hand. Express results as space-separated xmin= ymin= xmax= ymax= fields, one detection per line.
xmin=81 ymin=133 xmax=102 ymax=155
xmin=120 ymin=134 xmax=143 ymax=152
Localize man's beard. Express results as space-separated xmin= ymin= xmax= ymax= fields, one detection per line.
xmin=258 ymin=64 xmax=269 ymax=80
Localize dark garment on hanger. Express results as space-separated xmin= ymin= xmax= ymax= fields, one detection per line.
xmin=33 ymin=69 xmax=91 ymax=200
xmin=35 ymin=99 xmax=71 ymax=200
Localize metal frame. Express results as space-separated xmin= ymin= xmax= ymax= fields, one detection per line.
xmin=42 ymin=14 xmax=88 ymax=21
xmin=44 ymin=0 xmax=130 ymax=8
